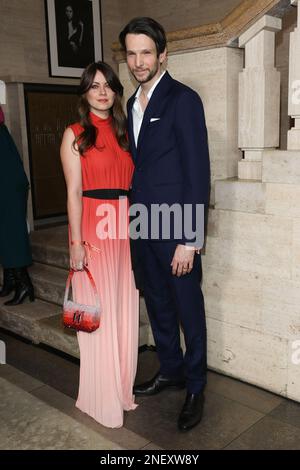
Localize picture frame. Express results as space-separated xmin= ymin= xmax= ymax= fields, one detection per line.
xmin=45 ymin=0 xmax=103 ymax=78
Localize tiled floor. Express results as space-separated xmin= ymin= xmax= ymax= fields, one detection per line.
xmin=1 ymin=328 xmax=300 ymax=450
xmin=0 ymin=375 xmax=122 ymax=450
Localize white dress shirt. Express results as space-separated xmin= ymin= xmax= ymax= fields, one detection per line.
xmin=132 ymin=71 xmax=166 ymax=147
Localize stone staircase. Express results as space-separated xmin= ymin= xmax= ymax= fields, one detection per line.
xmin=0 ymin=225 xmax=150 ymax=358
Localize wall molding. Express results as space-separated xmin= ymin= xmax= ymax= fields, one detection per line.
xmin=112 ymin=0 xmax=291 ymax=61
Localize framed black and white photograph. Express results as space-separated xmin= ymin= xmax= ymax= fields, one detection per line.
xmin=45 ymin=0 xmax=102 ymax=78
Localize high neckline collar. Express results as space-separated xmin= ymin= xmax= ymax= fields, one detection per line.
xmin=89 ymin=111 xmax=112 ymax=125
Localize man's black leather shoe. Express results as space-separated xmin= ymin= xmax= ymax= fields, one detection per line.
xmin=177 ymin=392 xmax=204 ymax=432
xmin=133 ymin=372 xmax=186 ymax=396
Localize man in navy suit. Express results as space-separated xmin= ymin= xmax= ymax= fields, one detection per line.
xmin=119 ymin=17 xmax=210 ymax=432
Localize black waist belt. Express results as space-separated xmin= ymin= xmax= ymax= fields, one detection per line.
xmin=82 ymin=189 xmax=129 ymax=199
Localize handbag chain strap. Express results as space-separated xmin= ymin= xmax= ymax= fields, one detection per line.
xmin=64 ymin=266 xmax=100 ymax=311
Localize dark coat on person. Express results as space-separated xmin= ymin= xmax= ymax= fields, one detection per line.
xmin=0 ymin=123 xmax=32 ymax=268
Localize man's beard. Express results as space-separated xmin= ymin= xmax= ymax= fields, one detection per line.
xmin=133 ymin=64 xmax=159 ymax=84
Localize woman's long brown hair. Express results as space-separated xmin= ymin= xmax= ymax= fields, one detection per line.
xmin=74 ymin=61 xmax=129 ymax=155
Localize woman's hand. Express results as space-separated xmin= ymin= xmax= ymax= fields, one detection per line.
xmin=70 ymin=244 xmax=87 ymax=271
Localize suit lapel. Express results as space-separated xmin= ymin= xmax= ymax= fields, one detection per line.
xmin=136 ymin=96 xmax=156 ymax=152
xmin=127 ymin=72 xmax=174 ymax=164
xmin=136 ymin=72 xmax=174 ymax=158
xmin=127 ymin=94 xmax=138 ymax=161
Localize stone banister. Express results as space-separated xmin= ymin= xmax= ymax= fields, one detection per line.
xmin=238 ymin=15 xmax=282 ymax=180
xmin=288 ymin=0 xmax=300 ymax=149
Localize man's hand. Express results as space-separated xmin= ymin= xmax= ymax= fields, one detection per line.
xmin=171 ymin=244 xmax=196 ymax=277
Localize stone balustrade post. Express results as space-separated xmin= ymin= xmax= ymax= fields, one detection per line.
xmin=288 ymin=0 xmax=300 ymax=150
xmin=238 ymin=15 xmax=282 ymax=180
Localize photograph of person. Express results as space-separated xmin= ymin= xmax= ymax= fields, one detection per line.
xmin=55 ymin=0 xmax=95 ymax=68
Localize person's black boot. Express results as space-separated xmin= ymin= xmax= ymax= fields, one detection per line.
xmin=0 ymin=268 xmax=16 ymax=297
xmin=4 ymin=267 xmax=35 ymax=306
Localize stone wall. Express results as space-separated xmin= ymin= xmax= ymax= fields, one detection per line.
xmin=0 ymin=0 xmax=76 ymax=84
xmin=208 ymin=148 xmax=300 ymax=401
xmin=0 ymin=0 xmax=241 ymax=77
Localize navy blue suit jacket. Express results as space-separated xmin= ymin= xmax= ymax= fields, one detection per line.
xmin=127 ymin=71 xmax=210 ymax=245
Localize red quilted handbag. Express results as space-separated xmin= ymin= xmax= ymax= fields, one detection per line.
xmin=63 ymin=267 xmax=100 ymax=333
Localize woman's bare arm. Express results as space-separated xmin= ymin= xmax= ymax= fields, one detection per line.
xmin=60 ymin=127 xmax=86 ymax=270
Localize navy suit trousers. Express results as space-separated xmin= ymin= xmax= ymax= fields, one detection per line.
xmin=135 ymin=239 xmax=207 ymax=394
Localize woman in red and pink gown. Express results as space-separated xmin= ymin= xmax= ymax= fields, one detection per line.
xmin=60 ymin=62 xmax=139 ymax=428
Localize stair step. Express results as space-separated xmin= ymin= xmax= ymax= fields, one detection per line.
xmin=29 ymin=263 xmax=149 ymax=325
xmin=0 ymin=298 xmax=149 ymax=358
xmin=38 ymin=315 xmax=149 ymax=358
xmin=0 ymin=298 xmax=60 ymax=344
xmin=30 ymin=225 xmax=149 ymax=319
xmin=29 ymin=263 xmax=67 ymax=306
xmin=28 ymin=225 xmax=151 ymax=347
xmin=38 ymin=314 xmax=79 ymax=358
xmin=30 ymin=225 xmax=69 ymax=269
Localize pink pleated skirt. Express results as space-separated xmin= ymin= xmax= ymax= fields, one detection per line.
xmin=71 ymin=198 xmax=139 ymax=428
